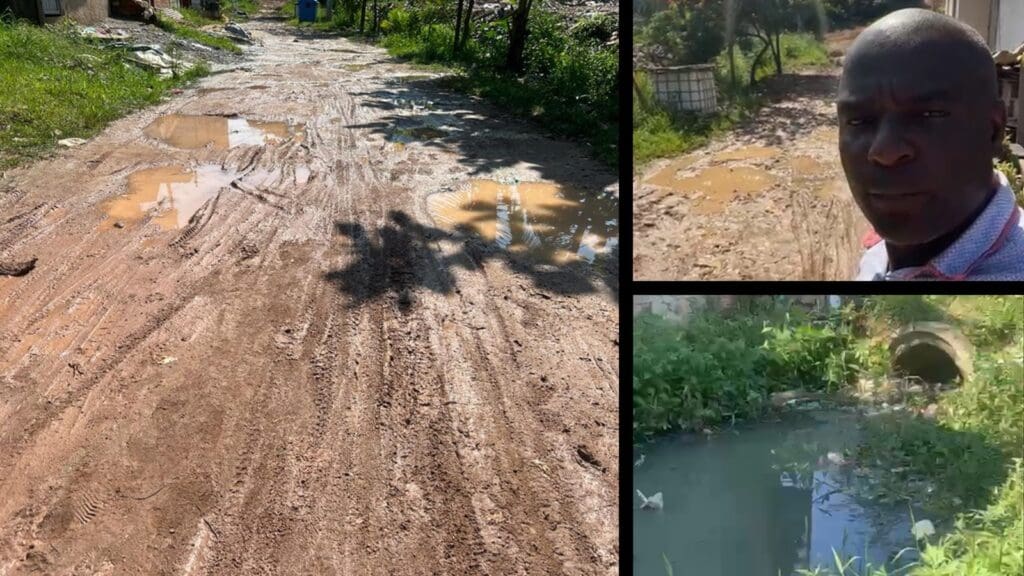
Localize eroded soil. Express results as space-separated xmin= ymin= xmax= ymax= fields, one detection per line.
xmin=0 ymin=20 xmax=618 ymax=576
xmin=633 ymin=72 xmax=869 ymax=280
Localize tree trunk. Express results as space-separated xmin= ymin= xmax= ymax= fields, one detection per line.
xmin=454 ymin=0 xmax=465 ymax=53
xmin=773 ymin=31 xmax=782 ymax=75
xmin=359 ymin=0 xmax=367 ymax=32
xmin=728 ymin=42 xmax=736 ymax=88
xmin=506 ymin=0 xmax=533 ymax=73
xmin=750 ymin=38 xmax=770 ymax=86
xmin=460 ymin=0 xmax=474 ymax=51
xmin=372 ymin=0 xmax=378 ymax=34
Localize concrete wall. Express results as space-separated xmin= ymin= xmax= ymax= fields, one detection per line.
xmin=949 ymin=0 xmax=995 ymax=47
xmin=996 ymin=0 xmax=1024 ymax=52
xmin=42 ymin=0 xmax=108 ymax=24
xmin=632 ymin=296 xmax=710 ymax=323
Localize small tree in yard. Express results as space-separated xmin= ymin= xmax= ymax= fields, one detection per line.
xmin=507 ymin=0 xmax=534 ymax=72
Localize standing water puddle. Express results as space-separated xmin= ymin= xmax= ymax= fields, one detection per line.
xmin=427 ymin=180 xmax=618 ymax=264
xmin=634 ymin=411 xmax=919 ymax=576
xmin=101 ymin=165 xmax=236 ymax=230
xmin=646 ymin=165 xmax=778 ymax=214
xmin=144 ymin=115 xmax=303 ymax=150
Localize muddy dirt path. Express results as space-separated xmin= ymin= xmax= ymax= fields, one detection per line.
xmin=633 ymin=72 xmax=869 ymax=280
xmin=0 ymin=22 xmax=618 ymax=576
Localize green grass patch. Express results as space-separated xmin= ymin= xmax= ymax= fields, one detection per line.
xmin=0 ymin=19 xmax=209 ymax=170
xmin=178 ymin=7 xmax=222 ymax=27
xmin=155 ymin=14 xmax=242 ymax=53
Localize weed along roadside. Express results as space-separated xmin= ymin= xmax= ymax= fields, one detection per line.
xmin=633 ymin=296 xmax=1024 ymax=576
xmin=0 ymin=7 xmax=262 ymax=171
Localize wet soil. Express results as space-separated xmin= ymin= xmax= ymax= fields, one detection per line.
xmin=633 ymin=72 xmax=870 ymax=280
xmin=0 ymin=19 xmax=618 ymax=576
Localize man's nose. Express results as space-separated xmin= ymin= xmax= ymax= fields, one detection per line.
xmin=868 ymin=120 xmax=914 ymax=167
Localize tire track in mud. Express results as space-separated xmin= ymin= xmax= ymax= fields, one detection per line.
xmin=0 ymin=20 xmax=618 ymax=576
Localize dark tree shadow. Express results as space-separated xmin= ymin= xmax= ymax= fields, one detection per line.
xmin=728 ymin=73 xmax=842 ymax=148
xmin=324 ymin=209 xmax=617 ymax=310
xmin=347 ymin=78 xmax=618 ymax=193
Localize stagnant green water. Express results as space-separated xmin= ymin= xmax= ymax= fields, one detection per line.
xmin=633 ymin=411 xmax=921 ymax=576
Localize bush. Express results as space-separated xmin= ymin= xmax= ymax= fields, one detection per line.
xmin=568 ymin=13 xmax=616 ymax=44
xmin=640 ymin=1 xmax=724 ymax=65
xmin=762 ymin=315 xmax=859 ymax=393
xmin=633 ymin=312 xmax=771 ymax=439
xmin=380 ymin=6 xmax=420 ymax=35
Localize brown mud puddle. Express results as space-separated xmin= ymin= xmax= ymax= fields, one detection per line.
xmin=711 ymin=145 xmax=781 ymax=163
xmin=647 ymin=165 xmax=778 ymax=215
xmin=645 ymin=155 xmax=698 ymax=189
xmin=101 ymin=165 xmax=236 ymax=230
xmin=144 ymin=115 xmax=303 ymax=150
xmin=427 ymin=180 xmax=618 ymax=264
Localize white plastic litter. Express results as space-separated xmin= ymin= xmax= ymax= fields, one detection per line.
xmin=911 ymin=519 xmax=935 ymax=540
xmin=637 ymin=489 xmax=663 ymax=511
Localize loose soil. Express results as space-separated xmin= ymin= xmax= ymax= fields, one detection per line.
xmin=0 ymin=19 xmax=618 ymax=576
xmin=633 ymin=72 xmax=869 ymax=280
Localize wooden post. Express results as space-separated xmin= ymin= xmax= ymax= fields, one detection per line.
xmin=1017 ymin=68 xmax=1024 ymax=146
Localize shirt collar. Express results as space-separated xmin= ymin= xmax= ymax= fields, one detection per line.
xmin=864 ymin=171 xmax=1020 ymax=280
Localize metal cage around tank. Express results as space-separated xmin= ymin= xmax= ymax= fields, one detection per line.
xmin=641 ymin=64 xmax=718 ymax=115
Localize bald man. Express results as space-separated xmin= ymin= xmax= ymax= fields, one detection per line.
xmin=838 ymin=8 xmax=1024 ymax=280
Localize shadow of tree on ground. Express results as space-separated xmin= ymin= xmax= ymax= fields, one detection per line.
xmin=324 ymin=209 xmax=617 ymax=310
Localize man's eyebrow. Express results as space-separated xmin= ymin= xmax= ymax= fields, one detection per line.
xmin=837 ymin=89 xmax=955 ymax=109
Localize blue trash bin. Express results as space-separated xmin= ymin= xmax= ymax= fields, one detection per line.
xmin=297 ymin=0 xmax=317 ymax=22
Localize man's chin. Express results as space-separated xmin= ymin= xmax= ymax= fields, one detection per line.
xmin=873 ymin=226 xmax=939 ymax=248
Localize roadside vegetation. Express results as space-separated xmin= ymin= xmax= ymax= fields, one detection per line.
xmin=632 ymin=0 xmax=935 ymax=168
xmin=288 ymin=0 xmax=618 ymax=167
xmin=635 ymin=295 xmax=1024 ymax=576
xmin=0 ymin=17 xmax=208 ymax=170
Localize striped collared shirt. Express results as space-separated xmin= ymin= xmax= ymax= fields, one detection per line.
xmin=856 ymin=170 xmax=1024 ymax=280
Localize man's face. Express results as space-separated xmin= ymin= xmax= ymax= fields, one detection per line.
xmin=838 ymin=45 xmax=1002 ymax=246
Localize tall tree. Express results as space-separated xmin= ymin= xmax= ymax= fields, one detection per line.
xmin=454 ymin=0 xmax=465 ymax=52
xmin=359 ymin=0 xmax=367 ymax=32
xmin=459 ymin=0 xmax=475 ymax=51
xmin=506 ymin=0 xmax=534 ymax=73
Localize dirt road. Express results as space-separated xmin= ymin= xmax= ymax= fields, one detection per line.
xmin=0 ymin=21 xmax=619 ymax=576
xmin=633 ymin=72 xmax=869 ymax=280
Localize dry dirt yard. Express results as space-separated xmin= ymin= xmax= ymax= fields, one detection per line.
xmin=0 ymin=19 xmax=619 ymax=576
xmin=633 ymin=70 xmax=870 ymax=280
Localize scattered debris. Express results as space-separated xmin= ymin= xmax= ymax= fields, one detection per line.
xmin=0 ymin=257 xmax=37 ymax=277
xmin=637 ymin=489 xmax=663 ymax=511
xmin=68 ymin=362 xmax=84 ymax=377
xmin=80 ymin=26 xmax=132 ymax=41
xmin=58 ymin=138 xmax=87 ymax=148
xmin=224 ymin=23 xmax=253 ymax=44
xmin=158 ymin=7 xmax=184 ymax=21
xmin=911 ymin=519 xmax=935 ymax=540
xmin=634 ymin=454 xmax=645 ymax=468
xmin=124 ymin=45 xmax=193 ymax=78
xmin=159 ymin=356 xmax=177 ymax=365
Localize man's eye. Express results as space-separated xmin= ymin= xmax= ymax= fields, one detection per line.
xmin=846 ymin=117 xmax=873 ymax=127
xmin=922 ymin=110 xmax=949 ymax=118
